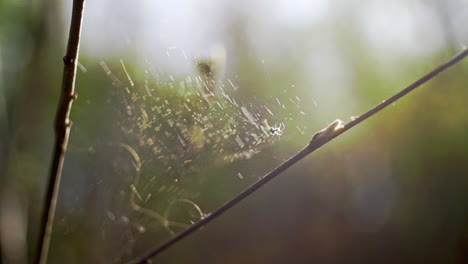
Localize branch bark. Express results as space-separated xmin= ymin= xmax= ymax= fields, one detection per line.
xmin=35 ymin=1 xmax=86 ymax=263
xmin=128 ymin=48 xmax=468 ymax=264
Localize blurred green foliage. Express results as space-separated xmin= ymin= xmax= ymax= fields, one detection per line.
xmin=1 ymin=1 xmax=467 ymax=264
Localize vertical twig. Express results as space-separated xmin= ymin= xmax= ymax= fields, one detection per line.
xmin=35 ymin=1 xmax=86 ymax=263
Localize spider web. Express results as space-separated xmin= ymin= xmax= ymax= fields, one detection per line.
xmin=66 ymin=53 xmax=309 ymax=261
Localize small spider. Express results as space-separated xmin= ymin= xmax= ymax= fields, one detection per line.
xmin=269 ymin=123 xmax=285 ymax=136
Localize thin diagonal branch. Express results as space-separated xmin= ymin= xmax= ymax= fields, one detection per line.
xmin=128 ymin=48 xmax=468 ymax=264
xmin=35 ymin=1 xmax=86 ymax=264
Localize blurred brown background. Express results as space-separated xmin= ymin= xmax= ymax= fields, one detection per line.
xmin=1 ymin=0 xmax=467 ymax=263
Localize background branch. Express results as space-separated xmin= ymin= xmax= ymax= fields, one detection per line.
xmin=129 ymin=48 xmax=468 ymax=264
xmin=35 ymin=1 xmax=86 ymax=263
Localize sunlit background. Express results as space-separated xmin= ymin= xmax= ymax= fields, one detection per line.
xmin=1 ymin=0 xmax=467 ymax=263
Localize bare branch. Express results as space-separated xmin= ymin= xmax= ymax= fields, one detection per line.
xmin=128 ymin=48 xmax=468 ymax=264
xmin=35 ymin=1 xmax=86 ymax=263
